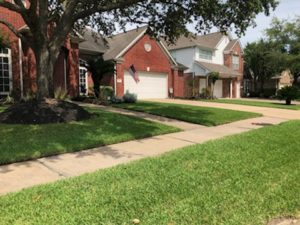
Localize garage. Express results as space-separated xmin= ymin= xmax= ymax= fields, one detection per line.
xmin=213 ymin=80 xmax=223 ymax=98
xmin=124 ymin=71 xmax=168 ymax=99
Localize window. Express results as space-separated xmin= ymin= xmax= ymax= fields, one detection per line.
xmin=232 ymin=55 xmax=239 ymax=70
xmin=198 ymin=48 xmax=212 ymax=60
xmin=79 ymin=67 xmax=88 ymax=95
xmin=0 ymin=48 xmax=11 ymax=95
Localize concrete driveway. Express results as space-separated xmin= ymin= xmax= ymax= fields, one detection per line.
xmin=148 ymin=99 xmax=300 ymax=120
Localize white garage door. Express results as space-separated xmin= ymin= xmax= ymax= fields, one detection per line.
xmin=124 ymin=71 xmax=168 ymax=99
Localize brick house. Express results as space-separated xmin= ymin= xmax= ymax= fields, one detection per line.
xmin=79 ymin=27 xmax=188 ymax=99
xmin=0 ymin=1 xmax=81 ymax=99
xmin=164 ymin=32 xmax=244 ymax=98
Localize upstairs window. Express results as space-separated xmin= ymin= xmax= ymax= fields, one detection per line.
xmin=232 ymin=55 xmax=239 ymax=70
xmin=198 ymin=48 xmax=212 ymax=60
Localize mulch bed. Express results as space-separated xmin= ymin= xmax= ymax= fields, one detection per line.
xmin=0 ymin=99 xmax=91 ymax=124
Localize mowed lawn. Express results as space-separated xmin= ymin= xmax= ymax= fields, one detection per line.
xmin=0 ymin=108 xmax=179 ymax=165
xmin=0 ymin=121 xmax=299 ymax=225
xmin=113 ymin=101 xmax=260 ymax=126
xmin=202 ymin=99 xmax=300 ymax=110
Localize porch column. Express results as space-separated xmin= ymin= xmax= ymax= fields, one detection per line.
xmin=230 ymin=79 xmax=233 ymax=98
xmin=115 ymin=58 xmax=125 ymax=97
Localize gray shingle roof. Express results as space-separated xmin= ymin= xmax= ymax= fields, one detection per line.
xmin=79 ymin=29 xmax=107 ymax=54
xmin=103 ymin=26 xmax=148 ymax=61
xmin=196 ymin=61 xmax=241 ymax=78
xmin=224 ymin=39 xmax=238 ymax=52
xmin=162 ymin=32 xmax=224 ymax=51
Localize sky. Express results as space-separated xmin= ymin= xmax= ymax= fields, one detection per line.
xmin=239 ymin=0 xmax=300 ymax=46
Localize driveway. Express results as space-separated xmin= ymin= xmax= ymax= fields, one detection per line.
xmin=148 ymin=99 xmax=300 ymax=120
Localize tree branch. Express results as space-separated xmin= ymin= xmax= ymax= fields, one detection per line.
xmin=0 ymin=18 xmax=28 ymax=44
xmin=0 ymin=0 xmax=25 ymax=13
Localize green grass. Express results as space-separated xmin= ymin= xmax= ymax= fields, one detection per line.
xmin=113 ymin=101 xmax=260 ymax=126
xmin=201 ymin=99 xmax=300 ymax=110
xmin=1 ymin=121 xmax=299 ymax=225
xmin=0 ymin=108 xmax=179 ymax=165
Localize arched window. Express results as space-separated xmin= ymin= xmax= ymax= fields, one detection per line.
xmin=0 ymin=48 xmax=12 ymax=95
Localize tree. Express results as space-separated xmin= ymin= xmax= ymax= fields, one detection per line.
xmin=244 ymin=39 xmax=285 ymax=93
xmin=87 ymin=56 xmax=115 ymax=98
xmin=0 ymin=0 xmax=278 ymax=100
xmin=277 ymin=86 xmax=300 ymax=105
xmin=265 ymin=17 xmax=300 ymax=85
xmin=208 ymin=72 xmax=220 ymax=98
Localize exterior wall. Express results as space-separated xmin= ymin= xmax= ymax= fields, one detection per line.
xmin=169 ymin=48 xmax=195 ymax=73
xmin=115 ymin=34 xmax=174 ymax=97
xmin=0 ymin=5 xmax=80 ymax=98
xmin=224 ymin=41 xmax=244 ymax=79
xmin=213 ymin=36 xmax=230 ymax=65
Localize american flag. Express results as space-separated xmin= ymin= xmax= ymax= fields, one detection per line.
xmin=129 ymin=64 xmax=140 ymax=83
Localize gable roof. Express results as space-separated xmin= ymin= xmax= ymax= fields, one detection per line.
xmin=103 ymin=26 xmax=148 ymax=61
xmin=79 ymin=29 xmax=107 ymax=54
xmin=162 ymin=32 xmax=224 ymax=51
xmin=196 ymin=61 xmax=241 ymax=78
xmin=224 ymin=39 xmax=238 ymax=52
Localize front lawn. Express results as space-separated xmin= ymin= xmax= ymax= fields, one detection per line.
xmin=201 ymin=99 xmax=300 ymax=110
xmin=0 ymin=108 xmax=179 ymax=165
xmin=1 ymin=121 xmax=299 ymax=225
xmin=113 ymin=101 xmax=260 ymax=126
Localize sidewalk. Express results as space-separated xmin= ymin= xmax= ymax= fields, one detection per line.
xmin=0 ymin=115 xmax=286 ymax=195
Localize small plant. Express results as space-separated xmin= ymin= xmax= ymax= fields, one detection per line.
xmin=99 ymin=86 xmax=114 ymax=103
xmin=3 ymin=95 xmax=14 ymax=105
xmin=277 ymin=86 xmax=300 ymax=105
xmin=54 ymin=87 xmax=68 ymax=100
xmin=123 ymin=91 xmax=137 ymax=103
xmin=22 ymin=91 xmax=37 ymax=102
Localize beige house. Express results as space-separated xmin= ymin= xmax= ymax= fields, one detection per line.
xmin=265 ymin=70 xmax=294 ymax=90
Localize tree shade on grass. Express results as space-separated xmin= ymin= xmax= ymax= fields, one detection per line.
xmin=0 ymin=121 xmax=299 ymax=225
xmin=201 ymin=99 xmax=300 ymax=110
xmin=113 ymin=101 xmax=261 ymax=126
xmin=0 ymin=108 xmax=179 ymax=165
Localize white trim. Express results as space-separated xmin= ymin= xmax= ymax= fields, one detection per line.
xmin=114 ymin=64 xmax=117 ymax=96
xmin=18 ymin=38 xmax=24 ymax=98
xmin=0 ymin=48 xmax=13 ymax=95
xmin=114 ymin=28 xmax=148 ymax=59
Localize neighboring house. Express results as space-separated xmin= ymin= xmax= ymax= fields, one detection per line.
xmin=243 ymin=70 xmax=294 ymax=97
xmin=265 ymin=70 xmax=294 ymax=90
xmin=163 ymin=32 xmax=244 ymax=98
xmin=79 ymin=27 xmax=188 ymax=99
xmin=0 ymin=1 xmax=81 ymax=98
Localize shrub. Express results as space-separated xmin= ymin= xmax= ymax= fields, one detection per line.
xmin=262 ymin=88 xmax=277 ymax=98
xmin=123 ymin=91 xmax=137 ymax=103
xmin=21 ymin=91 xmax=37 ymax=102
xmin=111 ymin=96 xmax=124 ymax=104
xmin=54 ymin=87 xmax=68 ymax=100
xmin=277 ymin=86 xmax=300 ymax=105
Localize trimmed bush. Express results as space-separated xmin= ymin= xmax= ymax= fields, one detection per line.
xmin=277 ymin=86 xmax=300 ymax=105
xmin=123 ymin=91 xmax=137 ymax=103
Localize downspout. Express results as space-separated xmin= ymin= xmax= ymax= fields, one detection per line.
xmin=18 ymin=38 xmax=24 ymax=98
xmin=114 ymin=63 xmax=117 ymax=96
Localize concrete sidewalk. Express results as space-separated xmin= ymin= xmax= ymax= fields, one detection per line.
xmin=149 ymin=99 xmax=300 ymax=120
xmin=0 ymin=116 xmax=286 ymax=195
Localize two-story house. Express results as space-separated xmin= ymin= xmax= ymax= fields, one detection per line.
xmin=164 ymin=32 xmax=244 ymax=98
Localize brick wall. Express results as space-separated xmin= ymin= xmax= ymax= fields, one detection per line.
xmin=0 ymin=4 xmax=80 ymax=98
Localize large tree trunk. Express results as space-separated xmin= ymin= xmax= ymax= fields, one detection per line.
xmin=34 ymin=46 xmax=59 ymax=100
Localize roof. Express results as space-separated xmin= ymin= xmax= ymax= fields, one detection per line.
xmin=79 ymin=29 xmax=107 ymax=54
xmin=162 ymin=32 xmax=224 ymax=51
xmin=103 ymin=26 xmax=148 ymax=60
xmin=224 ymin=39 xmax=238 ymax=52
xmin=196 ymin=61 xmax=241 ymax=78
